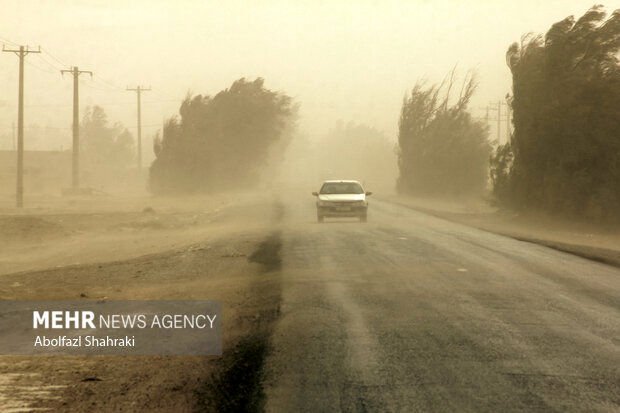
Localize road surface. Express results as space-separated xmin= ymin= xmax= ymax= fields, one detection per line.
xmin=1 ymin=195 xmax=618 ymax=412
xmin=263 ymin=197 xmax=619 ymax=412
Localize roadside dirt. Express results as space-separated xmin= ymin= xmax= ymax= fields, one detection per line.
xmin=0 ymin=194 xmax=284 ymax=412
xmin=383 ymin=195 xmax=620 ymax=268
xmin=0 ymin=193 xmax=243 ymax=275
xmin=196 ymin=232 xmax=282 ymax=412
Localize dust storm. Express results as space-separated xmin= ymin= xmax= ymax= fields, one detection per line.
xmin=0 ymin=1 xmax=619 ymax=412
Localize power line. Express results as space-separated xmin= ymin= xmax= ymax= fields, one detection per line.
xmin=43 ymin=45 xmax=124 ymax=94
xmin=93 ymin=78 xmax=130 ymax=92
xmin=93 ymin=74 xmax=124 ymax=91
xmin=80 ymin=78 xmax=119 ymax=92
xmin=36 ymin=52 xmax=65 ymax=72
xmin=40 ymin=46 xmax=69 ymax=68
xmin=88 ymin=78 xmax=118 ymax=91
xmin=0 ymin=35 xmax=19 ymax=46
xmin=0 ymin=41 xmax=175 ymax=185
xmin=78 ymin=75 xmax=131 ymax=93
xmin=24 ymin=57 xmax=57 ymax=75
xmin=479 ymin=100 xmax=511 ymax=144
xmin=150 ymin=88 xmax=181 ymax=101
xmin=45 ymin=45 xmax=127 ymax=95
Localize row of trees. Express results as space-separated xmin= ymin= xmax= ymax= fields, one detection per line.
xmin=149 ymin=72 xmax=486 ymax=198
xmin=397 ymin=5 xmax=618 ymax=222
xmin=491 ymin=6 xmax=619 ymax=220
xmin=397 ymin=69 xmax=490 ymax=196
xmin=149 ymin=78 xmax=296 ymax=194
xmin=145 ymin=6 xmax=617 ymax=223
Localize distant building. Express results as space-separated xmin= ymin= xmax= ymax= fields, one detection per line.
xmin=0 ymin=150 xmax=71 ymax=195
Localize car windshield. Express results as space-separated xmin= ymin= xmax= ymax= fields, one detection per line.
xmin=320 ymin=182 xmax=364 ymax=194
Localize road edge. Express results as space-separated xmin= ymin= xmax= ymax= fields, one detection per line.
xmin=381 ymin=198 xmax=620 ymax=269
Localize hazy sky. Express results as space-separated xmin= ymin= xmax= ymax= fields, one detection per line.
xmin=0 ymin=0 xmax=606 ymax=161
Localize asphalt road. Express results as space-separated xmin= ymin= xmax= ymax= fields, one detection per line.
xmin=262 ymin=197 xmax=620 ymax=412
xmin=1 ymin=195 xmax=617 ymax=412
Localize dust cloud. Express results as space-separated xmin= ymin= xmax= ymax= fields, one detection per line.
xmin=0 ymin=1 xmax=619 ymax=412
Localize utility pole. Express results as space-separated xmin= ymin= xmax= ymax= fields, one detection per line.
xmin=61 ymin=66 xmax=92 ymax=192
xmin=483 ymin=101 xmax=512 ymax=144
xmin=2 ymin=45 xmax=40 ymax=208
xmin=505 ymin=99 xmax=511 ymax=143
xmin=497 ymin=100 xmax=502 ymax=145
xmin=12 ymin=122 xmax=16 ymax=151
xmin=126 ymin=86 xmax=150 ymax=173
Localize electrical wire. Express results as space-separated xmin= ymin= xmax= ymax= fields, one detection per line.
xmin=93 ymin=74 xmax=125 ymax=91
xmin=79 ymin=79 xmax=119 ymax=93
xmin=36 ymin=53 xmax=65 ymax=73
xmin=150 ymin=88 xmax=181 ymax=101
xmin=0 ymin=35 xmax=19 ymax=47
xmin=24 ymin=58 xmax=57 ymax=75
xmin=40 ymin=46 xmax=70 ymax=68
xmin=79 ymin=75 xmax=128 ymax=93
xmin=2 ymin=43 xmax=176 ymax=135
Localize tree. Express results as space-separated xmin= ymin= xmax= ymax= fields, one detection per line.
xmin=397 ymin=69 xmax=490 ymax=197
xmin=80 ymin=105 xmax=134 ymax=171
xmin=497 ymin=6 xmax=620 ymax=220
xmin=489 ymin=142 xmax=513 ymax=204
xmin=149 ymin=78 xmax=297 ymax=194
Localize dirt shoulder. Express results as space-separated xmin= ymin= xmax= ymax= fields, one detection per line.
xmin=380 ymin=195 xmax=620 ymax=268
xmin=0 ymin=194 xmax=285 ymax=412
xmin=0 ymin=192 xmax=256 ymax=275
xmin=0 ymin=231 xmax=281 ymax=412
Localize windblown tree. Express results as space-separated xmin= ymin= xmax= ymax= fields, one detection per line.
xmin=80 ymin=105 xmax=135 ymax=171
xmin=494 ymin=6 xmax=620 ymax=220
xmin=397 ymin=70 xmax=490 ymax=196
xmin=150 ymin=78 xmax=297 ymax=194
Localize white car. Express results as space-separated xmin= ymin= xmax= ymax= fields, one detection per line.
xmin=312 ymin=180 xmax=371 ymax=223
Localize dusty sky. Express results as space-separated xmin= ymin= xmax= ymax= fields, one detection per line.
xmin=0 ymin=0 xmax=606 ymax=161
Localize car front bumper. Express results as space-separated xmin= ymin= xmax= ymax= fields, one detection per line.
xmin=317 ymin=204 xmax=367 ymax=217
